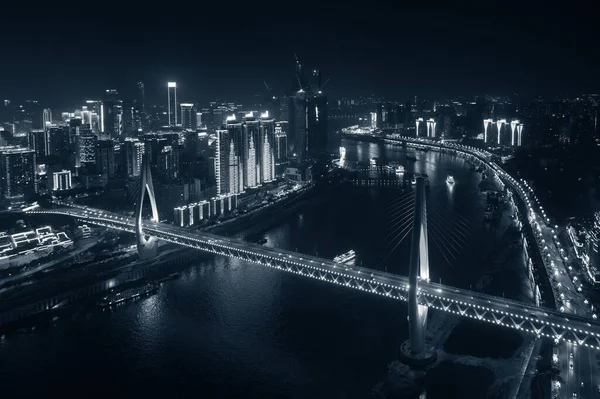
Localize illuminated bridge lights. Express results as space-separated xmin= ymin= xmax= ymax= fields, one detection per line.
xmin=29 ymin=137 xmax=599 ymax=349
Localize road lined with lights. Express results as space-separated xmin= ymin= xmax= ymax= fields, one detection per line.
xmin=26 ymin=206 xmax=600 ymax=354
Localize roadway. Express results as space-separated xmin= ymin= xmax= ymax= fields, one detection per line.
xmin=518 ymin=179 xmax=600 ymax=398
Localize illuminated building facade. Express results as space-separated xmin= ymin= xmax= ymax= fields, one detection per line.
xmin=124 ymin=138 xmax=144 ymax=177
xmin=415 ymin=117 xmax=424 ymax=136
xmin=42 ymin=108 xmax=52 ymax=129
xmin=426 ymin=118 xmax=436 ymax=138
xmin=0 ymin=146 xmax=37 ymax=203
xmin=78 ymin=134 xmax=97 ymax=165
xmin=53 ymin=170 xmax=72 ymax=191
xmin=483 ymin=119 xmax=493 ymax=143
xmin=167 ymin=82 xmax=177 ymax=126
xmin=180 ymin=103 xmax=196 ymax=130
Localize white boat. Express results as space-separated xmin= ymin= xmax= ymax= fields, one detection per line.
xmin=395 ymin=165 xmax=405 ymax=175
xmin=446 ymin=175 xmax=455 ymax=184
xmin=411 ymin=176 xmax=417 ymax=185
xmin=370 ymin=157 xmax=378 ymax=166
xmin=334 ymin=250 xmax=356 ymax=264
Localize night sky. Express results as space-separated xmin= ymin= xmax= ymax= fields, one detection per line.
xmin=1 ymin=2 xmax=598 ymax=107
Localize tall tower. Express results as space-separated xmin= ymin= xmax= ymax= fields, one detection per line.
xmin=517 ymin=123 xmax=524 ymax=146
xmin=135 ymin=81 xmax=146 ymax=131
xmin=415 ymin=118 xmax=423 ymax=137
xmin=180 ymin=103 xmax=196 ymax=129
xmin=510 ymin=119 xmax=519 ymax=146
xmin=496 ymin=119 xmax=506 ymax=145
xmin=42 ymin=108 xmax=52 ymax=129
xmin=399 ymin=177 xmax=436 ymax=367
xmin=426 ymin=118 xmax=436 ymax=138
xmin=483 ymin=119 xmax=493 ymax=143
xmin=167 ymin=82 xmax=177 ymax=126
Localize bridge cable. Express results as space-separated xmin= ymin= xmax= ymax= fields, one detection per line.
xmin=426 ymin=221 xmax=460 ymax=260
xmin=427 ymin=208 xmax=470 ymax=251
xmin=427 ymin=210 xmax=471 ymax=245
xmin=385 ymin=195 xmax=416 ymax=236
xmin=426 ymin=226 xmax=464 ymax=279
xmin=427 ymin=206 xmax=471 ymax=245
xmin=381 ymin=221 xmax=414 ymax=263
xmin=385 ymin=212 xmax=415 ymax=244
xmin=428 ymin=199 xmax=473 ymax=231
xmin=386 ymin=199 xmax=416 ymax=221
xmin=385 ymin=191 xmax=416 ymax=213
xmin=427 ymin=202 xmax=472 ymax=238
xmin=427 ymin=218 xmax=464 ymax=259
xmin=426 ymin=220 xmax=462 ymax=261
xmin=386 ymin=204 xmax=416 ymax=231
xmin=429 ymin=200 xmax=472 ymax=231
xmin=428 ymin=208 xmax=471 ymax=242
xmin=126 ymin=175 xmax=143 ymax=211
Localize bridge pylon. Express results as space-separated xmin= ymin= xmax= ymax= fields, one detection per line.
xmin=399 ymin=176 xmax=437 ymax=367
xmin=135 ymin=155 xmax=159 ymax=260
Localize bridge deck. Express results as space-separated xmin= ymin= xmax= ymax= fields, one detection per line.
xmin=28 ymin=206 xmax=600 ymax=350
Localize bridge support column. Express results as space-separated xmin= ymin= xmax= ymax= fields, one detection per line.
xmin=399 ymin=177 xmax=437 ymax=367
xmin=135 ymin=155 xmax=159 ymax=260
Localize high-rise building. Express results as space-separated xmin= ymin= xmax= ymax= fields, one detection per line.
xmin=216 ymin=117 xmax=242 ymax=195
xmin=103 ymin=89 xmax=122 ymax=139
xmin=77 ymin=134 xmax=97 ymax=166
xmin=122 ymin=100 xmax=135 ymax=137
xmin=275 ymin=121 xmax=288 ymax=174
xmin=124 ymin=138 xmax=144 ymax=177
xmin=180 ymin=103 xmax=196 ymax=129
xmin=135 ymin=81 xmax=146 ymax=131
xmin=288 ymin=90 xmax=308 ymax=160
xmin=42 ymin=108 xmax=52 ymax=129
xmin=85 ymin=100 xmax=103 ymax=134
xmin=259 ymin=113 xmax=276 ymax=182
xmin=96 ymin=139 xmax=115 ymax=178
xmin=307 ymin=92 xmax=328 ymax=157
xmin=0 ymin=146 xmax=37 ymax=203
xmin=47 ymin=126 xmax=71 ymax=163
xmin=28 ymin=129 xmax=47 ymax=158
xmin=167 ymin=82 xmax=177 ymax=126
xmin=243 ymin=115 xmax=261 ymax=188
xmin=53 ymin=170 xmax=72 ymax=191
xmin=157 ymin=145 xmax=180 ymax=180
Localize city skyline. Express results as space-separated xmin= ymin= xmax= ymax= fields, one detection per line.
xmin=2 ymin=4 xmax=600 ymax=398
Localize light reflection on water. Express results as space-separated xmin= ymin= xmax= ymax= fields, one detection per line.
xmin=0 ymin=139 xmax=521 ymax=399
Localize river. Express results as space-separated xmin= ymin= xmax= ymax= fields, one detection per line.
xmin=0 ymin=138 xmax=533 ymax=398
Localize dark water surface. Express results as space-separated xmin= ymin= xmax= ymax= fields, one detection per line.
xmin=0 ymin=140 xmax=525 ymax=398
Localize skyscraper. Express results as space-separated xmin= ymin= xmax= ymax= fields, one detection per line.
xmin=243 ymin=114 xmax=261 ymax=188
xmin=42 ymin=108 xmax=52 ymax=129
xmin=180 ymin=103 xmax=196 ymax=129
xmin=103 ymin=89 xmax=122 ymax=139
xmin=216 ymin=116 xmax=244 ymax=195
xmin=124 ymin=138 xmax=144 ymax=177
xmin=167 ymin=82 xmax=177 ymax=126
xmin=275 ymin=121 xmax=288 ymax=174
xmin=307 ymin=92 xmax=328 ymax=157
xmin=28 ymin=129 xmax=47 ymax=158
xmin=77 ymin=134 xmax=97 ymax=166
xmin=96 ymin=139 xmax=116 ymax=178
xmin=288 ymin=89 xmax=308 ymax=160
xmin=0 ymin=146 xmax=37 ymax=203
xmin=135 ymin=81 xmax=146 ymax=131
xmin=260 ymin=113 xmax=276 ymax=182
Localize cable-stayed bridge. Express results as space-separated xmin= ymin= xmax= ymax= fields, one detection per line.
xmin=24 ymin=136 xmax=600 ymax=366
